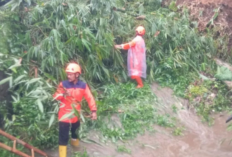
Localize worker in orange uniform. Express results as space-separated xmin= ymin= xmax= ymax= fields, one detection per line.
xmin=53 ymin=62 xmax=97 ymax=157
xmin=114 ymin=26 xmax=146 ymax=88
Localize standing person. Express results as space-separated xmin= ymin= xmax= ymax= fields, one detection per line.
xmin=53 ymin=62 xmax=97 ymax=157
xmin=114 ymin=26 xmax=146 ymax=88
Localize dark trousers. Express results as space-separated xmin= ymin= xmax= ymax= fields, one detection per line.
xmin=59 ymin=121 xmax=80 ymax=145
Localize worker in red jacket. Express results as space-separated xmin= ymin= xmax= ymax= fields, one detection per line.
xmin=53 ymin=62 xmax=97 ymax=157
xmin=114 ymin=26 xmax=146 ymax=88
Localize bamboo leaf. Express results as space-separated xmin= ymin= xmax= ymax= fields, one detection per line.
xmin=14 ymin=75 xmax=26 ymax=84
xmin=0 ymin=76 xmax=12 ymax=86
xmin=49 ymin=114 xmax=55 ymax=128
xmin=37 ymin=99 xmax=44 ymax=113
xmin=59 ymin=111 xmax=75 ymax=121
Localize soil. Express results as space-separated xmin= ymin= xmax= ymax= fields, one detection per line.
xmin=176 ymin=0 xmax=232 ymax=52
xmin=41 ymin=83 xmax=232 ymax=157
xmin=177 ymin=0 xmax=232 ymax=7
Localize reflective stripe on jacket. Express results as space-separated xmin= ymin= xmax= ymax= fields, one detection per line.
xmin=53 ymin=80 xmax=97 ymax=123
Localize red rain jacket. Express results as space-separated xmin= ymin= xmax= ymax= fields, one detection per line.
xmin=53 ymin=80 xmax=97 ymax=123
xmin=120 ymin=36 xmax=146 ymax=78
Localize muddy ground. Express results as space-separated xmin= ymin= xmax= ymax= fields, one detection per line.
xmin=42 ymin=83 xmax=232 ymax=157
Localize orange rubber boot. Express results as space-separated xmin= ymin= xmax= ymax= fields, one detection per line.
xmin=135 ymin=77 xmax=143 ymax=88
xmin=71 ymin=138 xmax=79 ymax=147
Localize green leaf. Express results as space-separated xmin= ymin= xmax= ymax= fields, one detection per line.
xmin=26 ymin=78 xmax=41 ymax=89
xmin=14 ymin=75 xmax=26 ymax=84
xmin=81 ymin=38 xmax=91 ymax=52
xmin=44 ymin=72 xmax=56 ymax=82
xmin=71 ymin=104 xmax=85 ymax=123
xmin=59 ymin=111 xmax=75 ymax=121
xmin=79 ymin=111 xmax=86 ymax=123
xmin=37 ymin=99 xmax=44 ymax=113
xmin=215 ymin=66 xmax=232 ymax=81
xmin=0 ymin=76 xmax=12 ymax=86
xmin=49 ymin=114 xmax=55 ymax=128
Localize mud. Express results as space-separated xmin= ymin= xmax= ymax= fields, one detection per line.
xmin=42 ymin=83 xmax=232 ymax=157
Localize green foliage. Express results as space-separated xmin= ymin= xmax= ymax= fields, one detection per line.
xmin=188 ymin=85 xmax=208 ymax=97
xmin=172 ymin=127 xmax=184 ymax=136
xmin=0 ymin=0 xmax=230 ymax=155
xmin=72 ymin=151 xmax=89 ymax=157
xmin=207 ymin=7 xmax=220 ymax=26
xmin=3 ymin=76 xmax=59 ymax=148
xmin=215 ymin=66 xmax=232 ymax=81
xmin=172 ymin=104 xmax=178 ymax=113
xmin=116 ymin=145 xmax=131 ymax=154
xmin=169 ymin=1 xmax=178 ymax=12
xmin=0 ymin=135 xmax=31 ymax=157
xmin=77 ymin=82 xmax=177 ymax=143
xmin=186 ymin=80 xmax=231 ymax=124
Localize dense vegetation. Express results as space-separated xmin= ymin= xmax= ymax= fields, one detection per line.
xmin=0 ymin=0 xmax=231 ymax=156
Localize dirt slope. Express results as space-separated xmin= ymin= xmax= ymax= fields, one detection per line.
xmin=176 ymin=0 xmax=232 ymax=52
xmin=178 ymin=0 xmax=232 ymax=7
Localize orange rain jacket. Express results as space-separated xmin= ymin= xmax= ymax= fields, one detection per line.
xmin=53 ymin=80 xmax=97 ymax=123
xmin=120 ymin=35 xmax=146 ymax=78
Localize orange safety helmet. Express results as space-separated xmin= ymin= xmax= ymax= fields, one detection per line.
xmin=136 ymin=26 xmax=145 ymax=35
xmin=65 ymin=63 xmax=81 ymax=74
